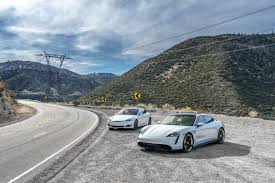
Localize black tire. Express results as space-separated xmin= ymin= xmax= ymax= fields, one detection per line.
xmin=148 ymin=117 xmax=152 ymax=125
xmin=134 ymin=119 xmax=138 ymax=129
xmin=108 ymin=127 xmax=114 ymax=131
xmin=217 ymin=128 xmax=225 ymax=144
xmin=182 ymin=133 xmax=194 ymax=153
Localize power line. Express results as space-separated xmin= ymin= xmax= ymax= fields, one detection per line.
xmin=158 ymin=28 xmax=275 ymax=56
xmin=153 ymin=42 xmax=275 ymax=64
xmin=136 ymin=27 xmax=275 ymax=60
xmin=125 ymin=4 xmax=275 ymax=51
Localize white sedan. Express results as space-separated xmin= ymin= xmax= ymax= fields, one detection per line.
xmin=137 ymin=113 xmax=225 ymax=152
xmin=107 ymin=108 xmax=151 ymax=129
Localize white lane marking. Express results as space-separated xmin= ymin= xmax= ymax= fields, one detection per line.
xmin=7 ymin=111 xmax=99 ymax=183
xmin=34 ymin=132 xmax=46 ymax=138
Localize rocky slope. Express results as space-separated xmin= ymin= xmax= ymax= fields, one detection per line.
xmin=0 ymin=61 xmax=117 ymax=101
xmin=0 ymin=80 xmax=17 ymax=123
xmin=90 ymin=33 xmax=275 ymax=119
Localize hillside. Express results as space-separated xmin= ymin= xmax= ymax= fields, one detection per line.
xmin=90 ymin=33 xmax=275 ymax=119
xmin=0 ymin=61 xmax=117 ymax=101
xmin=0 ymin=80 xmax=17 ymax=122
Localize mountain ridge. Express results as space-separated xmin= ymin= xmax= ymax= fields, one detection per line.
xmin=0 ymin=61 xmax=117 ymax=101
xmin=90 ymin=33 xmax=275 ymax=119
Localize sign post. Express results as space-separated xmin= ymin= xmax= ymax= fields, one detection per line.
xmin=134 ymin=91 xmax=141 ymax=106
xmin=80 ymin=96 xmax=86 ymax=104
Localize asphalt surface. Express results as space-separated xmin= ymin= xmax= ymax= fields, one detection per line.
xmin=48 ymin=108 xmax=275 ymax=183
xmin=0 ymin=101 xmax=98 ymax=183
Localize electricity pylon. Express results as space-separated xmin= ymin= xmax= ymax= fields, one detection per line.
xmin=35 ymin=50 xmax=72 ymax=69
xmin=35 ymin=51 xmax=73 ymax=101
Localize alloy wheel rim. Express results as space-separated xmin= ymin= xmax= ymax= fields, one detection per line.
xmin=184 ymin=135 xmax=193 ymax=151
xmin=219 ymin=129 xmax=224 ymax=143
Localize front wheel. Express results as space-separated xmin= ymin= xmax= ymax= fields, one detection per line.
xmin=217 ymin=128 xmax=225 ymax=144
xmin=134 ymin=119 xmax=138 ymax=129
xmin=182 ymin=133 xmax=194 ymax=153
xmin=148 ymin=117 xmax=152 ymax=125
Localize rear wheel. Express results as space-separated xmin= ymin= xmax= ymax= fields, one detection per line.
xmin=148 ymin=117 xmax=152 ymax=125
xmin=217 ymin=128 xmax=225 ymax=144
xmin=182 ymin=133 xmax=194 ymax=153
xmin=134 ymin=119 xmax=138 ymax=129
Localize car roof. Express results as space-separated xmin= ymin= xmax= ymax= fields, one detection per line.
xmin=122 ymin=108 xmax=143 ymax=110
xmin=172 ymin=112 xmax=197 ymax=116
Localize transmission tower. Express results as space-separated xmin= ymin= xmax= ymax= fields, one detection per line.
xmin=35 ymin=51 xmax=73 ymax=101
xmin=35 ymin=50 xmax=72 ymax=69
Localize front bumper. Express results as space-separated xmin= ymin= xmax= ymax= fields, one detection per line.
xmin=137 ymin=135 xmax=183 ymax=150
xmin=108 ymin=121 xmax=134 ymax=129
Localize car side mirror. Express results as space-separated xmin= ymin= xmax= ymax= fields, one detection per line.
xmin=209 ymin=118 xmax=214 ymax=122
xmin=196 ymin=122 xmax=204 ymax=127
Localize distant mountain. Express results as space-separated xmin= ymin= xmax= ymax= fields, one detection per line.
xmin=87 ymin=73 xmax=118 ymax=85
xmin=0 ymin=80 xmax=16 ymax=122
xmin=0 ymin=61 xmax=117 ymax=101
xmin=90 ymin=33 xmax=275 ymax=119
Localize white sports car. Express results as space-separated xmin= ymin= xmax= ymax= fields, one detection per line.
xmin=108 ymin=108 xmax=151 ymax=129
xmin=137 ymin=112 xmax=225 ymax=152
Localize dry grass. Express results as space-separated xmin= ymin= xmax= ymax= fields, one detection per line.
xmin=16 ymin=104 xmax=35 ymax=114
xmin=137 ymin=103 xmax=147 ymax=109
xmin=248 ymin=111 xmax=258 ymax=118
xmin=162 ymin=103 xmax=176 ymax=110
xmin=146 ymin=103 xmax=157 ymax=110
xmin=180 ymin=106 xmax=194 ymax=112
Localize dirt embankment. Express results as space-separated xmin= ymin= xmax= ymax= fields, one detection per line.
xmin=0 ymin=80 xmax=36 ymax=127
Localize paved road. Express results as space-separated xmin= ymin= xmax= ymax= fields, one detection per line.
xmin=0 ymin=101 xmax=98 ymax=183
xmin=49 ymin=108 xmax=275 ymax=183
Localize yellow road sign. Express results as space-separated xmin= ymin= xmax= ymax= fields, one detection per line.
xmin=80 ymin=96 xmax=85 ymax=102
xmin=101 ymin=96 xmax=107 ymax=103
xmin=134 ymin=91 xmax=141 ymax=100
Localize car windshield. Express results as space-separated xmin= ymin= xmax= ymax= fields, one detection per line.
xmin=117 ymin=109 xmax=139 ymax=115
xmin=161 ymin=115 xmax=195 ymax=126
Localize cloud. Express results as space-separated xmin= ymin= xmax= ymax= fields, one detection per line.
xmin=0 ymin=0 xmax=274 ymax=74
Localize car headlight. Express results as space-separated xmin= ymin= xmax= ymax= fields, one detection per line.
xmin=166 ymin=132 xmax=180 ymax=137
xmin=139 ymin=127 xmax=149 ymax=135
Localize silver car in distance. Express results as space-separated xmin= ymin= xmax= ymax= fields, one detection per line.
xmin=108 ymin=108 xmax=151 ymax=129
xmin=137 ymin=113 xmax=225 ymax=152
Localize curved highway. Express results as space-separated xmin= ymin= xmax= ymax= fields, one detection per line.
xmin=0 ymin=100 xmax=98 ymax=183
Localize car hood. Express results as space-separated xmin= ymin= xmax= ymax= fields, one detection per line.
xmin=141 ymin=124 xmax=191 ymax=138
xmin=110 ymin=115 xmax=137 ymax=121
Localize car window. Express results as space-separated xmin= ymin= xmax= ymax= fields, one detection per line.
xmin=204 ymin=115 xmax=214 ymax=123
xmin=196 ymin=116 xmax=205 ymax=124
xmin=139 ymin=109 xmax=144 ymax=114
xmin=117 ymin=109 xmax=139 ymax=115
xmin=143 ymin=110 xmax=147 ymax=114
xmin=161 ymin=115 xmax=196 ymax=126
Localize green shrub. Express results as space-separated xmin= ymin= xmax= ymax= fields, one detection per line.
xmin=73 ymin=101 xmax=80 ymax=106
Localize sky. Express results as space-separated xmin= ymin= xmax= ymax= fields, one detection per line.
xmin=0 ymin=0 xmax=274 ymax=75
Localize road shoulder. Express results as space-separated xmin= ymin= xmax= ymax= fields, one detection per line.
xmin=26 ymin=107 xmax=105 ymax=183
